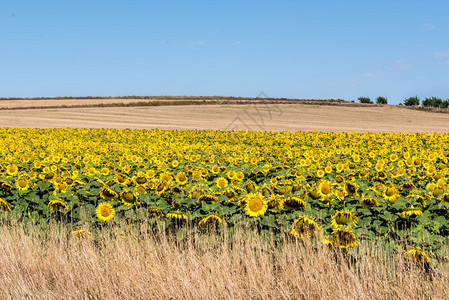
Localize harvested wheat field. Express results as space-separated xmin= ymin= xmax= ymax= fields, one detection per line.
xmin=1 ymin=102 xmax=449 ymax=132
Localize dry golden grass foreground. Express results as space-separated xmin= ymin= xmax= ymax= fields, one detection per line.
xmin=1 ymin=103 xmax=449 ymax=132
xmin=1 ymin=224 xmax=448 ymax=300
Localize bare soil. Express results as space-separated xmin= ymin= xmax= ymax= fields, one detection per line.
xmin=1 ymin=103 xmax=449 ymax=132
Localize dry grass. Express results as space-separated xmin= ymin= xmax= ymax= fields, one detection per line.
xmin=0 ymin=223 xmax=447 ymax=300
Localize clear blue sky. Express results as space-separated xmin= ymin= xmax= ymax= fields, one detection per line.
xmin=1 ymin=1 xmax=448 ymax=104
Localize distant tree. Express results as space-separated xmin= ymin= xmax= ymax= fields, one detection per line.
xmin=358 ymin=97 xmax=372 ymax=104
xmin=375 ymin=96 xmax=388 ymax=105
xmin=422 ymin=97 xmax=443 ymax=107
xmin=403 ymin=96 xmax=420 ymax=106
xmin=441 ymin=99 xmax=449 ymax=109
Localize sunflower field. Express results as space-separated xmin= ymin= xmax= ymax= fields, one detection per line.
xmin=0 ymin=128 xmax=448 ymax=259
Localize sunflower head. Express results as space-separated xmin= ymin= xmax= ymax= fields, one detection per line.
xmin=289 ymin=216 xmax=321 ymax=238
xmin=159 ymin=172 xmax=172 ymax=183
xmin=397 ymin=208 xmax=423 ymax=218
xmin=188 ymin=185 xmax=205 ymax=199
xmin=96 ymin=202 xmax=115 ymax=221
xmin=360 ymin=196 xmax=379 ymax=208
xmin=333 ymin=228 xmax=358 ymax=248
xmin=245 ymin=180 xmax=258 ymax=192
xmin=331 ymin=210 xmax=358 ymax=228
xmin=197 ymin=194 xmax=218 ymax=204
xmin=343 ymin=181 xmax=359 ymax=197
xmin=308 ymin=188 xmax=322 ymax=200
xmin=0 ymin=180 xmax=13 ymax=191
xmin=441 ymin=193 xmax=449 ymax=204
xmin=120 ymin=189 xmax=139 ymax=206
xmin=383 ymin=184 xmax=400 ymax=203
xmin=133 ymin=172 xmax=148 ymax=185
xmin=6 ymin=165 xmax=18 ymax=176
xmin=198 ymin=213 xmax=223 ymax=228
xmin=404 ymin=248 xmax=431 ymax=264
xmin=72 ymin=229 xmax=92 ymax=240
xmin=320 ymin=235 xmax=335 ymax=250
xmin=15 ymin=177 xmax=29 ymax=191
xmin=267 ymin=194 xmax=284 ymax=210
xmin=400 ymin=181 xmax=416 ymax=192
xmin=244 ymin=193 xmax=268 ymax=217
xmin=0 ymin=198 xmax=12 ymax=212
xmin=175 ymin=172 xmax=188 ymax=185
xmin=99 ymin=186 xmax=119 ymax=201
xmin=147 ymin=207 xmax=164 ymax=216
xmin=48 ymin=199 xmax=69 ymax=211
xmin=283 ymin=196 xmax=307 ymax=210
xmin=166 ymin=212 xmax=188 ymax=221
xmin=115 ymin=173 xmax=130 ymax=185
xmin=216 ymin=177 xmax=228 ymax=188
xmin=317 ymin=180 xmax=333 ymax=197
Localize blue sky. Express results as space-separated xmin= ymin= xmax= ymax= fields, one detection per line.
xmin=1 ymin=1 xmax=448 ymax=104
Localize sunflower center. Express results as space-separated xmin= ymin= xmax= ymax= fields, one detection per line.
xmin=136 ymin=177 xmax=147 ymax=184
xmin=18 ymin=179 xmax=27 ymax=188
xmin=248 ymin=197 xmax=263 ymax=212
xmin=124 ymin=192 xmax=134 ymax=202
xmin=321 ymin=184 xmax=331 ymax=194
xmin=45 ymin=172 xmax=55 ymax=180
xmin=101 ymin=207 xmax=111 ymax=217
xmin=347 ymin=184 xmax=356 ymax=193
xmin=386 ymin=187 xmax=395 ymax=196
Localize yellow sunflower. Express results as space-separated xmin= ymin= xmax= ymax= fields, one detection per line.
xmin=397 ymin=209 xmax=423 ymax=218
xmin=0 ymin=180 xmax=13 ymax=191
xmin=360 ymin=196 xmax=380 ymax=208
xmin=5 ymin=165 xmax=18 ymax=176
xmin=166 ymin=211 xmax=188 ymax=221
xmin=198 ymin=194 xmax=218 ymax=204
xmin=15 ymin=177 xmax=29 ymax=191
xmin=198 ymin=213 xmax=223 ymax=227
xmin=441 ymin=193 xmax=449 ymax=204
xmin=383 ymin=183 xmax=400 ymax=203
xmin=343 ymin=181 xmax=359 ymax=197
xmin=400 ymin=181 xmax=416 ymax=192
xmin=403 ymin=248 xmax=431 ymax=264
xmin=175 ymin=171 xmax=189 ymax=185
xmin=96 ymin=202 xmax=115 ymax=221
xmin=99 ymin=186 xmax=119 ymax=201
xmin=333 ymin=227 xmax=358 ymax=248
xmin=48 ymin=199 xmax=69 ymax=211
xmin=120 ymin=189 xmax=139 ymax=206
xmin=283 ymin=196 xmax=307 ymax=210
xmin=71 ymin=229 xmax=92 ymax=240
xmin=331 ymin=210 xmax=358 ymax=228
xmin=0 ymin=198 xmax=12 ymax=212
xmin=216 ymin=177 xmax=228 ymax=188
xmin=147 ymin=207 xmax=163 ymax=216
xmin=289 ymin=216 xmax=321 ymax=238
xmin=317 ymin=180 xmax=333 ymax=198
xmin=244 ymin=193 xmax=268 ymax=217
xmin=132 ymin=171 xmax=148 ymax=185
xmin=115 ymin=173 xmax=130 ymax=185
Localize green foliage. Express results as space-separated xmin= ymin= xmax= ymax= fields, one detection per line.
xmin=375 ymin=96 xmax=388 ymax=105
xmin=358 ymin=97 xmax=373 ymax=104
xmin=403 ymin=96 xmax=420 ymax=106
xmin=442 ymin=100 xmax=449 ymax=109
xmin=422 ymin=97 xmax=443 ymax=107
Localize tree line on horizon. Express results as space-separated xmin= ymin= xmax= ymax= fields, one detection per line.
xmin=357 ymin=96 xmax=449 ymax=108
